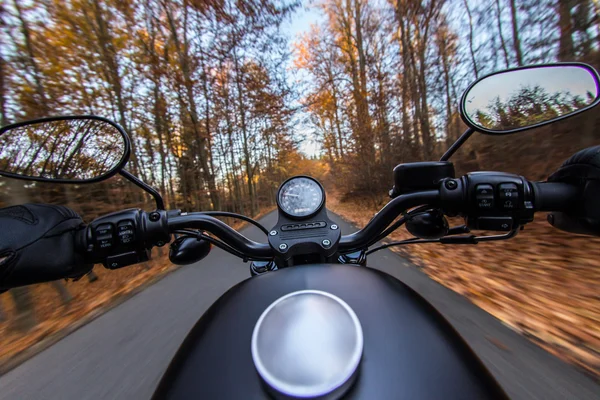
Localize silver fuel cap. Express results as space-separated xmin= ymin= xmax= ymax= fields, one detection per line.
xmin=251 ymin=290 xmax=363 ymax=399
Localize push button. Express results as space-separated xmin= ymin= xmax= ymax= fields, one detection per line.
xmin=117 ymin=220 xmax=134 ymax=232
xmin=476 ymin=184 xmax=493 ymax=197
xmin=475 ymin=184 xmax=494 ymax=209
xmin=477 ymin=217 xmax=513 ymax=231
xmin=94 ymin=223 xmax=114 ymax=250
xmin=97 ymin=234 xmax=114 ymax=249
xmin=95 ymin=223 xmax=113 ymax=235
xmin=104 ymin=252 xmax=139 ymax=269
xmin=499 ymin=183 xmax=519 ymax=210
xmin=117 ymin=220 xmax=135 ymax=245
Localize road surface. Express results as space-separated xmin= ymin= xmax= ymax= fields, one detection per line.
xmin=0 ymin=210 xmax=598 ymax=399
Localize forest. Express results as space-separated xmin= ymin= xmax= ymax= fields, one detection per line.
xmin=1 ymin=0 xmax=600 ymax=381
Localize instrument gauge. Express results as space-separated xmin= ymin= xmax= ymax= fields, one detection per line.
xmin=277 ymin=177 xmax=325 ymax=219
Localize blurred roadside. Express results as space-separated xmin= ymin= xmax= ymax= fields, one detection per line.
xmin=318 ymin=80 xmax=600 ymax=380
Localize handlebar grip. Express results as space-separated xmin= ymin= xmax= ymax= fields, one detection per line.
xmin=532 ymin=182 xmax=580 ymax=212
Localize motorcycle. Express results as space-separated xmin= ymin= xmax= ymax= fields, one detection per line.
xmin=1 ymin=62 xmax=599 ymax=399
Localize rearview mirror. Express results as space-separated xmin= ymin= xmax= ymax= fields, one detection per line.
xmin=460 ymin=63 xmax=600 ymax=134
xmin=0 ymin=116 xmax=130 ymax=183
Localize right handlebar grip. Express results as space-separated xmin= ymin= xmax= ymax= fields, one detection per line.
xmin=532 ymin=182 xmax=581 ymax=212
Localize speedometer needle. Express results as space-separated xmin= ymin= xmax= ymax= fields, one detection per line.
xmin=284 ymin=193 xmax=300 ymax=197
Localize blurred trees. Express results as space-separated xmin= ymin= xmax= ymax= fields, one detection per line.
xmin=0 ymin=0 xmax=304 ymax=217
xmin=0 ymin=0 xmax=305 ymax=333
xmin=296 ymin=0 xmax=600 ymax=199
xmin=2 ymin=0 xmax=599 ymax=214
xmin=470 ymin=85 xmax=593 ymax=131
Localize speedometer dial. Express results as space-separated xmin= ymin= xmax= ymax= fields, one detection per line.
xmin=277 ymin=177 xmax=325 ymax=218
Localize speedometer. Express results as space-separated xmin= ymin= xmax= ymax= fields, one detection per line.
xmin=277 ymin=176 xmax=325 ymax=218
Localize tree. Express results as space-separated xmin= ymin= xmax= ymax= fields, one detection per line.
xmin=558 ymin=0 xmax=575 ymax=61
xmin=509 ymin=0 xmax=524 ymax=65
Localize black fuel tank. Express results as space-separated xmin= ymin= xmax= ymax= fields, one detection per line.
xmin=152 ymin=264 xmax=507 ymax=399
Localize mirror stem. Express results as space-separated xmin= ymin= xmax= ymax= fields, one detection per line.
xmin=120 ymin=170 xmax=165 ymax=210
xmin=440 ymin=127 xmax=475 ymax=162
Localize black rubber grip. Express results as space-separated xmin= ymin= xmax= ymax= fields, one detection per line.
xmin=532 ymin=182 xmax=580 ymax=212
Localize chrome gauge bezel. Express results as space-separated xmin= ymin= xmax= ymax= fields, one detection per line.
xmin=276 ymin=176 xmax=326 ymax=220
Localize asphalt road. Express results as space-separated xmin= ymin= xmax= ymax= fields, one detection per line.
xmin=0 ymin=210 xmax=598 ymax=399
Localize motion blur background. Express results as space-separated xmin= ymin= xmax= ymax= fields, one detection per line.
xmin=0 ymin=0 xmax=599 ymax=383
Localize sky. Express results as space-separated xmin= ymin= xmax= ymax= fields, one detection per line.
xmin=284 ymin=2 xmax=324 ymax=40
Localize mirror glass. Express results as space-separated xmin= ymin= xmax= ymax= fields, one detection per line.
xmin=462 ymin=65 xmax=599 ymax=133
xmin=0 ymin=118 xmax=127 ymax=182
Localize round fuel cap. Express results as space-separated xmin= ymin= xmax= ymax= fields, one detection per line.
xmin=251 ymin=290 xmax=363 ymax=399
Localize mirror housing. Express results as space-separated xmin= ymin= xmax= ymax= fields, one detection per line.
xmin=460 ymin=62 xmax=600 ymax=135
xmin=0 ymin=115 xmax=130 ymax=183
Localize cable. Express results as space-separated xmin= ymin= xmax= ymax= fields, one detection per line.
xmin=200 ymin=212 xmax=269 ymax=235
xmin=365 ymin=238 xmax=440 ymax=255
xmin=348 ymin=205 xmax=433 ymax=253
xmin=366 ymin=228 xmax=519 ymax=255
xmin=373 ymin=205 xmax=431 ymax=243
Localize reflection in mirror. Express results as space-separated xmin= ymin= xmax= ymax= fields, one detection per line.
xmin=0 ymin=118 xmax=126 ymax=181
xmin=463 ymin=66 xmax=599 ymax=132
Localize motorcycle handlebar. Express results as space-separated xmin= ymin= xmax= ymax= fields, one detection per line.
xmin=164 ymin=191 xmax=441 ymax=259
xmin=162 ymin=178 xmax=581 ymax=259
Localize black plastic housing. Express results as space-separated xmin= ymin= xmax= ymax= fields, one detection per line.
xmin=84 ymin=209 xmax=170 ymax=269
xmin=406 ymin=209 xmax=449 ymax=239
xmin=390 ymin=162 xmax=455 ymax=198
xmin=169 ymin=236 xmax=211 ymax=265
xmin=268 ymin=206 xmax=341 ymax=266
xmin=461 ymin=172 xmax=534 ymax=231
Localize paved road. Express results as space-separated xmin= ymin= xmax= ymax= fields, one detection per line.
xmin=0 ymin=210 xmax=598 ymax=399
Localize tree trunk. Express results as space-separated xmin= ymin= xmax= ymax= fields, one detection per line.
xmin=164 ymin=1 xmax=219 ymax=210
xmin=509 ymin=0 xmax=524 ymax=65
xmin=10 ymin=287 xmax=36 ymax=332
xmin=558 ymin=0 xmax=575 ymax=61
xmin=0 ymin=51 xmax=7 ymax=126
xmin=438 ymin=27 xmax=454 ymax=145
xmin=0 ymin=296 xmax=6 ymax=322
xmin=233 ymin=46 xmax=256 ymax=215
xmin=13 ymin=0 xmax=50 ymax=116
xmin=352 ymin=0 xmax=374 ymax=164
xmin=463 ymin=0 xmax=479 ymax=78
xmin=50 ymin=281 xmax=73 ymax=305
xmin=495 ymin=0 xmax=511 ymax=67
xmin=397 ymin=14 xmax=412 ymax=156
